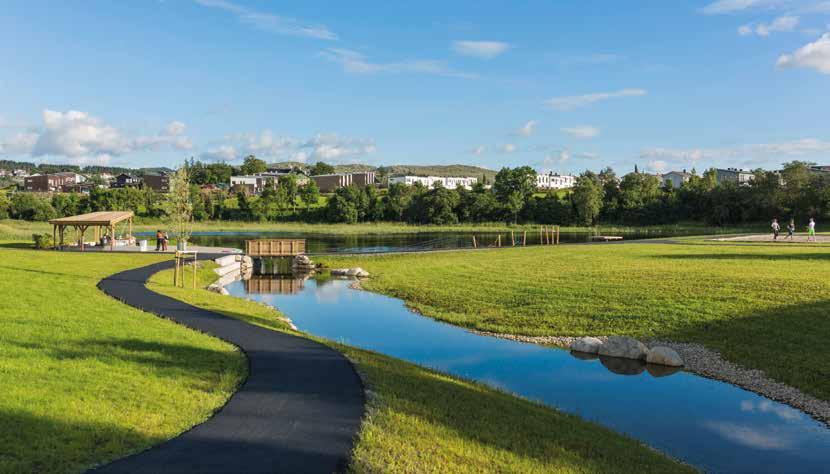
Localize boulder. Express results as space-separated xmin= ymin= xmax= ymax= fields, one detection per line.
xmin=646 ymin=346 xmax=684 ymax=367
xmin=598 ymin=336 xmax=648 ymax=360
xmin=569 ymin=336 xmax=603 ymax=354
xmin=331 ymin=268 xmax=350 ymax=276
xmin=216 ymin=272 xmax=241 ymax=287
xmin=346 ymin=267 xmax=369 ymax=277
xmin=214 ymin=255 xmax=237 ymax=267
xmin=213 ymin=262 xmax=241 ymax=277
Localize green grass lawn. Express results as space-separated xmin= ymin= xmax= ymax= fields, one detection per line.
xmin=321 ymin=241 xmax=830 ymax=402
xmin=149 ymin=263 xmax=690 ymax=473
xmin=0 ymin=248 xmax=246 ymax=474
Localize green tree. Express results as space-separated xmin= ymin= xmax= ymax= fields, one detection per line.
xmin=163 ymin=165 xmax=194 ymax=245
xmin=298 ymin=179 xmax=321 ymax=210
xmin=309 ymin=161 xmax=335 ymax=176
xmin=0 ymin=193 xmax=11 ymax=219
xmin=383 ymin=183 xmax=414 ymax=221
xmin=279 ymin=174 xmax=300 ymax=211
xmin=240 ymin=155 xmax=267 ymax=175
xmin=493 ymin=166 xmax=537 ymax=204
xmin=571 ymin=171 xmax=604 ymax=226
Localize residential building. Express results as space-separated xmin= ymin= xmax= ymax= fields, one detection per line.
xmin=230 ymin=175 xmax=272 ymax=195
xmin=535 ymin=172 xmax=575 ymax=190
xmin=143 ymin=172 xmax=170 ymax=192
xmin=23 ymin=172 xmax=83 ymax=192
xmin=388 ymin=175 xmax=478 ymax=190
xmin=661 ymin=170 xmax=691 ymax=189
xmin=350 ymin=171 xmax=376 ymax=187
xmin=311 ymin=173 xmax=354 ymax=192
xmin=12 ymin=169 xmax=29 ymax=177
xmin=715 ymin=168 xmax=754 ymax=185
xmin=111 ymin=173 xmax=141 ymax=188
xmin=61 ymin=182 xmax=98 ymax=193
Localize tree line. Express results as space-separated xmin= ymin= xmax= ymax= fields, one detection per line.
xmin=2 ymin=161 xmax=828 ymax=227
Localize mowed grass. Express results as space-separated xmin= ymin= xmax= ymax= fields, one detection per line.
xmin=0 ymin=248 xmax=246 ymax=474
xmin=321 ymin=242 xmax=830 ymax=402
xmin=150 ymin=263 xmax=691 ymax=473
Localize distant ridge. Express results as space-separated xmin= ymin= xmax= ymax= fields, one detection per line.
xmin=268 ymin=161 xmax=497 ymax=181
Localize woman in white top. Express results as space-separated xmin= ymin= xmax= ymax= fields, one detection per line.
xmin=807 ymin=218 xmax=816 ymax=242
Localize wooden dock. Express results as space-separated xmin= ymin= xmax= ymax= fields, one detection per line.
xmin=245 ymin=239 xmax=306 ymax=257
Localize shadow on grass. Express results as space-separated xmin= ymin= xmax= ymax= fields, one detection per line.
xmin=0 ymin=242 xmax=35 ymax=249
xmin=653 ymin=252 xmax=830 ymax=261
xmin=0 ymin=408 xmax=155 ymax=474
xmin=653 ymin=299 xmax=830 ymax=401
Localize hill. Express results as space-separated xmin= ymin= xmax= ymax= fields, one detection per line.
xmin=377 ymin=164 xmax=497 ymax=181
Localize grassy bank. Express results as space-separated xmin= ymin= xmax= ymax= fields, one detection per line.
xmin=149 ymin=262 xmax=690 ymax=473
xmin=0 ymin=248 xmax=246 ymax=473
xmin=321 ymin=241 xmax=830 ymax=402
xmin=2 ymin=218 xmax=765 ymax=241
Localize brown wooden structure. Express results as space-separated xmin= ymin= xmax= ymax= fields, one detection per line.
xmin=244 ymin=276 xmax=306 ymax=294
xmin=245 ymin=239 xmax=306 ymax=257
xmin=49 ymin=211 xmax=134 ymax=251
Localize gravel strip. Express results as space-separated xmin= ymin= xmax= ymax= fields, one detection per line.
xmin=473 ymin=331 xmax=830 ymax=427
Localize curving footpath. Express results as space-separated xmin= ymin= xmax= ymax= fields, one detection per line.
xmin=94 ymin=258 xmax=365 ymax=474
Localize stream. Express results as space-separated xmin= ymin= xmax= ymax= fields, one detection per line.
xmin=226 ymin=275 xmax=830 ymax=473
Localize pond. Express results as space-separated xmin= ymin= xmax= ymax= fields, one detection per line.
xmin=172 ymin=229 xmax=704 ymax=254
xmin=226 ymin=275 xmax=830 ymax=473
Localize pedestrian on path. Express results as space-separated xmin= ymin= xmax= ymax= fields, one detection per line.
xmin=162 ymin=232 xmax=169 ymax=251
xmin=155 ymin=229 xmax=164 ymax=251
xmin=786 ymin=219 xmax=795 ymax=240
xmin=807 ymin=218 xmax=816 ymax=242
xmin=771 ymin=218 xmax=780 ymax=241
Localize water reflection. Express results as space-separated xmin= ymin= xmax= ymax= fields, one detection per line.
xmin=227 ymin=277 xmax=830 ymax=473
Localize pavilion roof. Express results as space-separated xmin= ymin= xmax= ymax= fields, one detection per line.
xmin=49 ymin=211 xmax=134 ymax=226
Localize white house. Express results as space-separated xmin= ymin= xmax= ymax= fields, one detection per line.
xmin=661 ymin=171 xmax=691 ymax=189
xmin=388 ymin=175 xmax=477 ymax=190
xmin=536 ymin=172 xmax=575 ymax=190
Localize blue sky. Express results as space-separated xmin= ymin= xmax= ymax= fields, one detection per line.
xmin=1 ymin=0 xmax=829 ymax=174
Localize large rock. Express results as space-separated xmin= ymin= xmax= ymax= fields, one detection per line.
xmin=598 ymin=336 xmax=648 ymax=360
xmin=331 ymin=268 xmax=350 ymax=276
xmin=214 ymin=255 xmax=237 ymax=267
xmin=213 ymin=262 xmax=241 ymax=277
xmin=569 ymin=336 xmax=603 ymax=354
xmin=646 ymin=346 xmax=684 ymax=367
xmin=346 ymin=267 xmax=369 ymax=277
xmin=216 ymin=272 xmax=241 ymax=287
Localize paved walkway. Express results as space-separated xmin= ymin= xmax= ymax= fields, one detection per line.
xmin=94 ymin=257 xmax=365 ymax=473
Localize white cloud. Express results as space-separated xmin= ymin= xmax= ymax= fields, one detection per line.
xmin=740 ymin=399 xmax=802 ymax=421
xmin=777 ymin=33 xmax=830 ymax=74
xmin=319 ymin=48 xmax=475 ymax=78
xmin=561 ymin=126 xmax=600 ymax=139
xmin=500 ymin=143 xmax=517 ymax=154
xmin=739 ymin=15 xmax=799 ymax=36
xmin=194 ymin=0 xmax=336 ymax=40
xmin=472 ymin=145 xmax=486 ymax=155
xmin=200 ymin=131 xmax=376 ymax=163
xmin=543 ymin=149 xmax=570 ymax=165
xmin=518 ymin=120 xmax=538 ymax=137
xmin=0 ymin=109 xmax=193 ymax=164
xmin=452 ymin=40 xmax=511 ymax=59
xmin=640 ymin=138 xmax=830 ymax=167
xmin=703 ymin=421 xmax=793 ymax=450
xmin=648 ymin=160 xmax=668 ymax=173
xmin=544 ymin=88 xmax=647 ymax=111
xmin=702 ymin=0 xmax=789 ymax=14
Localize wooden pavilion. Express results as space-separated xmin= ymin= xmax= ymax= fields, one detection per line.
xmin=49 ymin=211 xmax=134 ymax=251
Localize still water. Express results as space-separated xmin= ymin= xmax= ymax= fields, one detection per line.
xmin=180 ymin=229 xmax=696 ymax=254
xmin=227 ymin=276 xmax=830 ymax=473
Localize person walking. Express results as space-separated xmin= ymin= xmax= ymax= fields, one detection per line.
xmin=162 ymin=231 xmax=169 ymax=251
xmin=155 ymin=229 xmax=164 ymax=251
xmin=771 ymin=218 xmax=780 ymax=241
xmin=807 ymin=218 xmax=816 ymax=242
xmin=786 ymin=219 xmax=795 ymax=240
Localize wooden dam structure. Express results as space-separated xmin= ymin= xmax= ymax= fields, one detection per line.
xmin=244 ymin=239 xmax=306 ymax=257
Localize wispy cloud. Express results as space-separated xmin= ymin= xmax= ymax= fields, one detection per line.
xmin=777 ymin=33 xmax=830 ymax=74
xmin=544 ymin=88 xmax=647 ymax=111
xmin=703 ymin=421 xmax=794 ymax=450
xmin=640 ymin=138 xmax=830 ymax=167
xmin=500 ymin=143 xmax=517 ymax=154
xmin=195 ymin=0 xmax=337 ymax=40
xmin=739 ymin=15 xmax=800 ymax=36
xmin=452 ymin=40 xmax=511 ymax=59
xmin=319 ymin=48 xmax=476 ymax=78
xmin=201 ymin=130 xmax=376 ymax=163
xmin=517 ymin=120 xmax=538 ymax=137
xmin=471 ymin=145 xmax=486 ymax=155
xmin=561 ymin=126 xmax=600 ymax=139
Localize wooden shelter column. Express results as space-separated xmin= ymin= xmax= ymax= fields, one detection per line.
xmin=110 ymin=225 xmax=115 ymax=251
xmin=78 ymin=225 xmax=88 ymax=252
xmin=52 ymin=225 xmax=57 ymax=251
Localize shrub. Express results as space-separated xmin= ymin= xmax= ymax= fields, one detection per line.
xmin=32 ymin=233 xmax=54 ymax=249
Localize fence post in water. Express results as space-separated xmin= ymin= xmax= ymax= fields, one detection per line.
xmin=511 ymin=230 xmax=515 ymax=246
xmin=497 ymin=235 xmax=501 ymax=247
xmin=523 ymin=231 xmax=527 ymax=246
xmin=472 ymin=235 xmax=477 ymax=249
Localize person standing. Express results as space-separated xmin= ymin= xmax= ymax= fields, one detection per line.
xmin=162 ymin=231 xmax=169 ymax=251
xmin=155 ymin=229 xmax=163 ymax=251
xmin=786 ymin=219 xmax=795 ymax=240
xmin=807 ymin=218 xmax=816 ymax=242
xmin=771 ymin=218 xmax=780 ymax=241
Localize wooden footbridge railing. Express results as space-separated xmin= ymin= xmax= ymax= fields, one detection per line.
xmin=245 ymin=239 xmax=306 ymax=257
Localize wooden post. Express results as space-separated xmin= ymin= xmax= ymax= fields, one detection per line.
xmin=539 ymin=226 xmax=543 ymax=246
xmin=556 ymin=225 xmax=560 ymax=245
xmin=472 ymin=235 xmax=477 ymax=248
xmin=174 ymin=253 xmax=179 ymax=287
xmin=129 ymin=217 xmax=133 ymax=242
xmin=110 ymin=225 xmax=115 ymax=251
xmin=497 ymin=234 xmax=501 ymax=247
xmin=511 ymin=230 xmax=515 ymax=247
xmin=523 ymin=231 xmax=527 ymax=246
xmin=79 ymin=225 xmax=87 ymax=252
xmin=59 ymin=226 xmax=65 ymax=249
xmin=52 ymin=225 xmax=57 ymax=251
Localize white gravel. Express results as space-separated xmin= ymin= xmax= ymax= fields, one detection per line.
xmin=474 ymin=331 xmax=830 ymax=427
